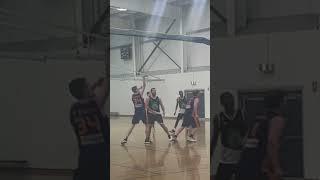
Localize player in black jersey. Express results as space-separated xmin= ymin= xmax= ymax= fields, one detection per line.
xmin=69 ymin=77 xmax=108 ymax=180
xmin=121 ymin=76 xmax=150 ymax=144
xmin=172 ymin=90 xmax=201 ymax=142
xmin=212 ymin=92 xmax=247 ymax=180
xmin=235 ymin=113 xmax=267 ymax=180
xmin=145 ymin=88 xmax=172 ymax=141
xmin=145 ymin=91 xmax=155 ymax=133
xmin=169 ymin=91 xmax=187 ymax=134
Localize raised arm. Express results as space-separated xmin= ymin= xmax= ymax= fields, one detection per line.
xmin=92 ymin=77 xmax=107 ymax=108
xmin=139 ymin=76 xmax=146 ymax=95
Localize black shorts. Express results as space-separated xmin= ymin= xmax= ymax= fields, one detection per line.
xmin=147 ymin=113 xmax=163 ymax=124
xmin=216 ymin=163 xmax=238 ymax=180
xmin=236 ymin=148 xmax=264 ymax=180
xmin=132 ymin=109 xmax=146 ymax=124
xmin=177 ymin=113 xmax=184 ymax=120
xmin=182 ymin=114 xmax=197 ymax=128
xmin=77 ymin=146 xmax=108 ymax=180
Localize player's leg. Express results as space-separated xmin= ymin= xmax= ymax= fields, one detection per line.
xmin=156 ymin=115 xmax=171 ymax=140
xmin=121 ymin=114 xmax=138 ymax=144
xmin=145 ymin=113 xmax=154 ymax=144
xmin=187 ymin=116 xmax=198 ymax=142
xmin=170 ymin=113 xmax=182 ymax=134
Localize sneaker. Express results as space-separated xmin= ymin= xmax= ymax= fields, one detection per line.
xmin=187 ymin=136 xmax=197 ymax=142
xmin=170 ymin=135 xmax=177 ymax=141
xmin=169 ymin=129 xmax=175 ymax=134
xmin=121 ymin=138 xmax=128 ymax=145
xmin=144 ymin=139 xmax=152 ymax=144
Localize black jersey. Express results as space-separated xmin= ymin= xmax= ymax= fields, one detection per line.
xmin=217 ymin=110 xmax=247 ymax=150
xmin=178 ymin=96 xmax=187 ymax=109
xmin=149 ymin=96 xmax=160 ymax=112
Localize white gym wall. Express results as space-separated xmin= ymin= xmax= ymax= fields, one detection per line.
xmin=0 ymin=60 xmax=104 ymax=169
xmin=110 ymin=0 xmax=210 ymax=118
xmin=213 ymin=30 xmax=320 ymax=179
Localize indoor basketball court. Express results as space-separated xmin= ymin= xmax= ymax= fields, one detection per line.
xmin=110 ymin=0 xmax=210 ymax=179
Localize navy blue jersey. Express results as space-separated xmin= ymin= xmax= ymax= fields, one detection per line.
xmin=132 ymin=93 xmax=145 ymax=111
xmin=185 ymin=97 xmax=195 ymax=114
xmin=218 ymin=110 xmax=247 ymax=150
xmin=70 ymin=99 xmax=108 ymax=150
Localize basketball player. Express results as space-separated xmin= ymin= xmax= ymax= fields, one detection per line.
xmin=69 ymin=77 xmax=108 ymax=180
xmin=169 ymin=91 xmax=187 ymax=134
xmin=172 ymin=90 xmax=200 ymax=142
xmin=212 ymin=92 xmax=247 ymax=180
xmin=121 ymin=76 xmax=151 ymax=144
xmin=261 ymin=91 xmax=286 ymax=180
xmin=145 ymin=88 xmax=172 ymax=141
xmin=236 ymin=113 xmax=267 ymax=180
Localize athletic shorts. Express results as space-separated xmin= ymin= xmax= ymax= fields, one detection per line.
xmin=216 ymin=163 xmax=238 ymax=180
xmin=177 ymin=113 xmax=184 ymax=120
xmin=132 ymin=109 xmax=146 ymax=124
xmin=147 ymin=113 xmax=163 ymax=124
xmin=182 ymin=113 xmax=200 ymax=128
xmin=77 ymin=146 xmax=108 ymax=180
xmin=236 ymin=148 xmax=263 ymax=180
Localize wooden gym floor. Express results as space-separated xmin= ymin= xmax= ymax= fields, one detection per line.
xmin=110 ymin=116 xmax=210 ymax=180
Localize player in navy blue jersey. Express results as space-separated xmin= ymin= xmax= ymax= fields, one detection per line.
xmin=121 ymin=76 xmax=151 ymax=144
xmin=172 ymin=90 xmax=201 ymax=142
xmin=69 ymin=77 xmax=108 ymax=180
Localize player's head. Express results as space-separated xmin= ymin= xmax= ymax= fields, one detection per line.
xmin=265 ymin=90 xmax=284 ymax=111
xmin=147 ymin=91 xmax=150 ymax=96
xmin=131 ymin=86 xmax=138 ymax=93
xmin=179 ymin=90 xmax=183 ymax=97
xmin=220 ymin=92 xmax=234 ymax=110
xmin=151 ymin=88 xmax=156 ymax=96
xmin=69 ymin=77 xmax=92 ymax=100
xmin=193 ymin=90 xmax=200 ymax=97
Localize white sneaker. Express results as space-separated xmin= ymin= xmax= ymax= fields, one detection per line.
xmin=121 ymin=139 xmax=127 ymax=145
xmin=187 ymin=136 xmax=197 ymax=142
xmin=144 ymin=140 xmax=152 ymax=144
xmin=170 ymin=135 xmax=177 ymax=141
xmin=169 ymin=129 xmax=175 ymax=135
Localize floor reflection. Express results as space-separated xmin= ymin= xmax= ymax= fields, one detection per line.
xmin=110 ymin=117 xmax=210 ymax=180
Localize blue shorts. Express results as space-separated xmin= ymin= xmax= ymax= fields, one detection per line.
xmin=132 ymin=109 xmax=146 ymax=124
xmin=182 ymin=113 xmax=197 ymax=128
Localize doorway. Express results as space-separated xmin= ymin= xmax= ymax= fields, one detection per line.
xmin=238 ymin=89 xmax=304 ymax=177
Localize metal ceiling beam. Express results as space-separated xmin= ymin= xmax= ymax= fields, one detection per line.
xmin=138 ymin=19 xmax=176 ymax=73
xmin=152 ymin=41 xmax=181 ymax=70
xmin=212 ymin=7 xmax=227 ymax=24
xmin=110 ymin=28 xmax=210 ymax=45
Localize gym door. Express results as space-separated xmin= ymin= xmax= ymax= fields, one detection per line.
xmin=238 ymin=90 xmax=304 ymax=177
